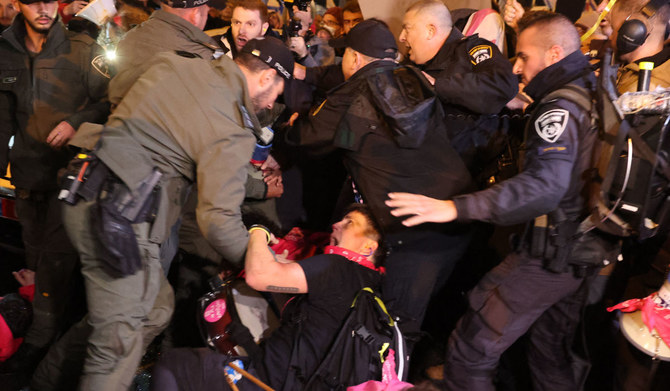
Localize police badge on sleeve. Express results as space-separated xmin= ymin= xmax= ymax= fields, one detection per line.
xmin=91 ymin=55 xmax=111 ymax=79
xmin=534 ymin=109 xmax=569 ymax=143
xmin=469 ymin=45 xmax=492 ymax=65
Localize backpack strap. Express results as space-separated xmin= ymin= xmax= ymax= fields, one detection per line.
xmin=540 ymin=83 xmax=593 ymax=112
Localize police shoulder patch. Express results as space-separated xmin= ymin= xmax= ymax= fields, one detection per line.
xmin=534 ymin=109 xmax=569 ymax=143
xmin=91 ymin=55 xmax=111 ymax=79
xmin=469 ymin=45 xmax=492 ymax=65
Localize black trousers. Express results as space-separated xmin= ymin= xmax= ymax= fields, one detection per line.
xmin=382 ymin=228 xmax=473 ymax=343
xmin=443 ymin=250 xmax=589 ymax=391
xmin=14 ymin=188 xmax=79 ymax=347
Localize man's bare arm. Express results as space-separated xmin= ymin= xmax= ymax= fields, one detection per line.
xmin=244 ymin=229 xmax=308 ymax=293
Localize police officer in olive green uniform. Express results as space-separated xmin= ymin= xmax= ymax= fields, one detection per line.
xmin=0 ymin=0 xmax=109 ymax=376
xmin=61 ymin=37 xmax=293 ymax=391
xmin=108 ymin=0 xmax=221 ymax=106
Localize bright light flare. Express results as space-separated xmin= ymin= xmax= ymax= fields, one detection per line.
xmin=105 ymin=49 xmax=116 ymax=61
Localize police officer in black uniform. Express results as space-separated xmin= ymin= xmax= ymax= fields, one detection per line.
xmin=399 ymin=0 xmax=518 ymax=175
xmin=387 ymin=11 xmax=613 ymax=391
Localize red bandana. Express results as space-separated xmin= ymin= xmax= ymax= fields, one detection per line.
xmin=324 ymin=245 xmax=385 ymax=274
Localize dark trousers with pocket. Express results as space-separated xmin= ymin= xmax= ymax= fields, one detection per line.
xmin=443 ymin=250 xmax=588 ymax=391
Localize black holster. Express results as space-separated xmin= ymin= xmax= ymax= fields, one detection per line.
xmin=531 ymin=209 xmax=622 ymax=276
xmin=93 ymin=168 xmax=162 ymax=278
xmin=531 ymin=209 xmax=580 ymax=273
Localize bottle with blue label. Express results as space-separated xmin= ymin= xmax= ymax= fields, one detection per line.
xmin=250 ymin=126 xmax=274 ymax=166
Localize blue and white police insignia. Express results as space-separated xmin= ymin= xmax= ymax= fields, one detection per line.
xmin=534 ymin=109 xmax=569 ymax=143
xmin=91 ymin=55 xmax=111 ymax=79
xmin=469 ymin=45 xmax=492 ymax=65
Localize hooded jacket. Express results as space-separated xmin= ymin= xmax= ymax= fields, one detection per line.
xmin=288 ymin=60 xmax=472 ymax=234
xmin=0 ymin=15 xmax=110 ymax=190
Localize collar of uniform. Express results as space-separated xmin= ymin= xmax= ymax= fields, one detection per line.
xmin=151 ymin=9 xmax=217 ymax=49
xmin=1 ymin=14 xmax=67 ymax=55
xmin=524 ymin=50 xmax=593 ymax=102
xmin=421 ymin=27 xmax=464 ymax=72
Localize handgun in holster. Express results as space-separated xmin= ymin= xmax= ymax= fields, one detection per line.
xmin=531 ymin=209 xmax=578 ymax=273
xmin=104 ymin=167 xmax=162 ymax=223
xmin=95 ymin=168 xmax=163 ymax=278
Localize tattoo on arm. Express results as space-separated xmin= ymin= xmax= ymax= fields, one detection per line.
xmin=266 ymin=285 xmax=299 ymax=293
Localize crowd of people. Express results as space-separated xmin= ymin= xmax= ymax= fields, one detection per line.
xmin=1 ymin=0 xmax=670 ymax=390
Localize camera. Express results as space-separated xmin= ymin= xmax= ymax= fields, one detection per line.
xmin=288 ymin=17 xmax=302 ymax=37
xmin=294 ymin=0 xmax=310 ymax=11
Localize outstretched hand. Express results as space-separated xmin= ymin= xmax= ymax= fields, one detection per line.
xmin=386 ymin=192 xmax=458 ymax=226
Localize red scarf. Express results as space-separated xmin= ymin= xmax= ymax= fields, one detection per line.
xmin=324 ymin=245 xmax=385 ymax=274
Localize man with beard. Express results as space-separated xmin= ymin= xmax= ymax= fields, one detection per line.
xmin=218 ymin=0 xmax=270 ymax=58
xmin=57 ymin=37 xmax=293 ymax=390
xmin=0 ymin=0 xmax=109 ymax=379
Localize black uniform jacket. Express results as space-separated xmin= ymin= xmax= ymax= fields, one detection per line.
xmin=416 ymin=29 xmax=518 ymax=161
xmin=288 ymin=60 xmax=473 ymax=234
xmin=452 ymin=51 xmax=597 ymax=225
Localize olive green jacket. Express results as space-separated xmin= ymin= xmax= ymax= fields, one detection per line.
xmin=97 ymin=53 xmax=259 ymax=265
xmin=108 ymin=9 xmax=220 ymax=105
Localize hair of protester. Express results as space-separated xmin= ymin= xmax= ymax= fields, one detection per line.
xmin=405 ymin=0 xmax=453 ymax=31
xmin=517 ymin=11 xmax=581 ymax=53
xmin=342 ymin=203 xmax=387 ymax=265
xmin=323 ymin=6 xmax=343 ymax=26
xmin=232 ymin=0 xmax=269 ymax=23
xmin=342 ymin=0 xmax=360 ymax=14
xmin=234 ymin=52 xmax=282 ymax=82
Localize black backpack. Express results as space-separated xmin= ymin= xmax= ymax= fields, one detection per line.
xmin=541 ymin=57 xmax=670 ymax=242
xmin=588 ymin=54 xmax=670 ymax=240
xmin=300 ymin=287 xmax=408 ymax=391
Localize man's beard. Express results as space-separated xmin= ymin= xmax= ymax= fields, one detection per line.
xmin=26 ymin=15 xmax=54 ymax=34
xmin=251 ymin=83 xmax=275 ymax=114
